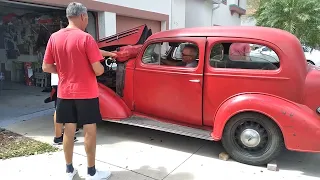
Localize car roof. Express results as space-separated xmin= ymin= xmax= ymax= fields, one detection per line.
xmin=148 ymin=26 xmax=300 ymax=47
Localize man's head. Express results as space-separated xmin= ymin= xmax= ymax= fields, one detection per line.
xmin=182 ymin=44 xmax=198 ymax=63
xmin=66 ymin=2 xmax=88 ymax=31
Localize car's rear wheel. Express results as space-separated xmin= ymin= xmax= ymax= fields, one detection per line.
xmin=221 ymin=112 xmax=284 ymax=166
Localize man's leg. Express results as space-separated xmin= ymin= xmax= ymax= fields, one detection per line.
xmin=53 ymin=110 xmax=64 ymax=144
xmin=52 ymin=86 xmax=64 ymax=144
xmin=63 ymin=123 xmax=77 ymax=166
xmin=76 ymin=98 xmax=111 ymax=179
xmin=83 ymin=124 xmax=97 ymax=167
xmin=56 ymin=98 xmax=78 ymax=179
xmin=53 ymin=90 xmax=78 ymax=144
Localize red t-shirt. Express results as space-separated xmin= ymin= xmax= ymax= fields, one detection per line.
xmin=43 ymin=28 xmax=103 ymax=99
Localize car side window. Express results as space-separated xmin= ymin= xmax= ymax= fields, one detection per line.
xmin=209 ymin=42 xmax=280 ymax=70
xmin=142 ymin=41 xmax=199 ymax=68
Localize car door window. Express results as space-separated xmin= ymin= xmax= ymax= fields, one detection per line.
xmin=142 ymin=41 xmax=199 ymax=68
xmin=209 ymin=42 xmax=280 ymax=70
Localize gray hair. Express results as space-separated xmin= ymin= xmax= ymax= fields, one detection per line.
xmin=66 ymin=2 xmax=88 ymax=18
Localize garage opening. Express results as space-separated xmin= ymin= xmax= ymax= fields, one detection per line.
xmin=0 ymin=1 xmax=97 ymax=124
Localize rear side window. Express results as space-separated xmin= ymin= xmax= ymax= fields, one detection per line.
xmin=210 ymin=42 xmax=280 ymax=70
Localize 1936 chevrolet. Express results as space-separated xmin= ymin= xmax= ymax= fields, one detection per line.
xmin=96 ymin=25 xmax=320 ymax=166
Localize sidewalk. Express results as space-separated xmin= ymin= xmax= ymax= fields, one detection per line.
xmin=1 ymin=115 xmax=320 ymax=180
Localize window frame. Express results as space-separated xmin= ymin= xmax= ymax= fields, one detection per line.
xmin=87 ymin=11 xmax=98 ymax=40
xmin=205 ymin=37 xmax=284 ymax=75
xmin=138 ymin=37 xmax=204 ymax=73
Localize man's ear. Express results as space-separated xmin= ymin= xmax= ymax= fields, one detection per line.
xmin=80 ymin=14 xmax=87 ymax=21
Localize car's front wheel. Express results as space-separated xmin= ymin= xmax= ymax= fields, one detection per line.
xmin=221 ymin=112 xmax=284 ymax=166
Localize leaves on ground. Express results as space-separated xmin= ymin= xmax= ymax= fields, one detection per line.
xmin=0 ymin=129 xmax=59 ymax=159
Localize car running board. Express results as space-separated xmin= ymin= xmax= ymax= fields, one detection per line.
xmin=103 ymin=116 xmax=213 ymax=141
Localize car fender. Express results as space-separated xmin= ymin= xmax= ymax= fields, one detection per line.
xmin=98 ymin=83 xmax=132 ymax=120
xmin=212 ymin=93 xmax=320 ymax=152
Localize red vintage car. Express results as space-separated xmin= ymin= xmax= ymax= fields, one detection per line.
xmin=96 ymin=25 xmax=320 ymax=166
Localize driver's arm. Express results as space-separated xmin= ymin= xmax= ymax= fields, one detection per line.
xmin=161 ymin=59 xmax=179 ymax=66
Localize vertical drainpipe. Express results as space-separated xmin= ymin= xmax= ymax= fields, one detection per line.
xmin=211 ymin=0 xmax=222 ymax=26
xmin=170 ymin=0 xmax=173 ymax=29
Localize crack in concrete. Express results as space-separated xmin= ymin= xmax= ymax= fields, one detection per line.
xmin=161 ymin=144 xmax=205 ymax=180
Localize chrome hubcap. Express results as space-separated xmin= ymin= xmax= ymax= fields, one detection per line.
xmin=240 ymin=129 xmax=261 ymax=148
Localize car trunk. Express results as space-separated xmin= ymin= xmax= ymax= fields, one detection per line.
xmin=302 ymin=65 xmax=320 ymax=117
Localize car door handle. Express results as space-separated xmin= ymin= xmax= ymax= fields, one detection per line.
xmin=189 ymin=79 xmax=200 ymax=83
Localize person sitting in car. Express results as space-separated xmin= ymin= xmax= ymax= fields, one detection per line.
xmin=162 ymin=44 xmax=198 ymax=68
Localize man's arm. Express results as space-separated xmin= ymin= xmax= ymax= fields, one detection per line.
xmin=161 ymin=59 xmax=180 ymax=66
xmin=100 ymin=49 xmax=117 ymax=58
xmin=244 ymin=44 xmax=251 ymax=61
xmin=42 ymin=37 xmax=57 ymax=73
xmin=42 ymin=63 xmax=57 ymax=74
xmin=86 ymin=36 xmax=105 ymax=76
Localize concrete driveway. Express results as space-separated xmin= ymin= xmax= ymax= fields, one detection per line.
xmin=1 ymin=115 xmax=320 ymax=180
xmin=0 ymin=82 xmax=52 ymax=127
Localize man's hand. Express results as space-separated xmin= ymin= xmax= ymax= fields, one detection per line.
xmin=100 ymin=49 xmax=117 ymax=58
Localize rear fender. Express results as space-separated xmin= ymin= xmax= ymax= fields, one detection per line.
xmin=98 ymin=83 xmax=132 ymax=120
xmin=212 ymin=93 xmax=320 ymax=152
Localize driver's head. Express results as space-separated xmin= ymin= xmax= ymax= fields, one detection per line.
xmin=182 ymin=44 xmax=198 ymax=63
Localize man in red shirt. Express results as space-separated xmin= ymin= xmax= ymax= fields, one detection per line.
xmin=42 ymin=2 xmax=116 ymax=180
xmin=229 ymin=43 xmax=251 ymax=61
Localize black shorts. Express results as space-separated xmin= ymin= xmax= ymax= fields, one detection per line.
xmin=55 ymin=98 xmax=102 ymax=125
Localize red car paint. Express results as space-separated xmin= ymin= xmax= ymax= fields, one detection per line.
xmin=98 ymin=83 xmax=131 ymax=120
xmin=97 ymin=26 xmax=320 ymax=153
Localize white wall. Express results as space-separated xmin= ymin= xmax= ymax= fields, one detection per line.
xmin=239 ymin=0 xmax=247 ymax=9
xmin=171 ymin=0 xmax=186 ymax=29
xmin=241 ymin=16 xmax=256 ymax=26
xmin=185 ymin=0 xmax=212 ymax=27
xmin=98 ymin=12 xmax=116 ymax=39
xmin=94 ymin=0 xmax=172 ymax=29
xmin=94 ymin=0 xmax=171 ymax=15
xmin=227 ymin=0 xmax=246 ymax=8
xmin=95 ymin=0 xmax=247 ymax=38
xmin=185 ymin=0 xmax=246 ymax=27
xmin=212 ymin=3 xmax=241 ymax=26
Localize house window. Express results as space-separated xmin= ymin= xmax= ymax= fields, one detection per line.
xmin=142 ymin=41 xmax=199 ymax=68
xmin=209 ymin=42 xmax=280 ymax=70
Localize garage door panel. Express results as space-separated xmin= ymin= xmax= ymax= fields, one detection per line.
xmin=116 ymin=15 xmax=161 ymax=34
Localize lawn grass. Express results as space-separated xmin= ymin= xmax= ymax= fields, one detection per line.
xmin=0 ymin=128 xmax=59 ymax=159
